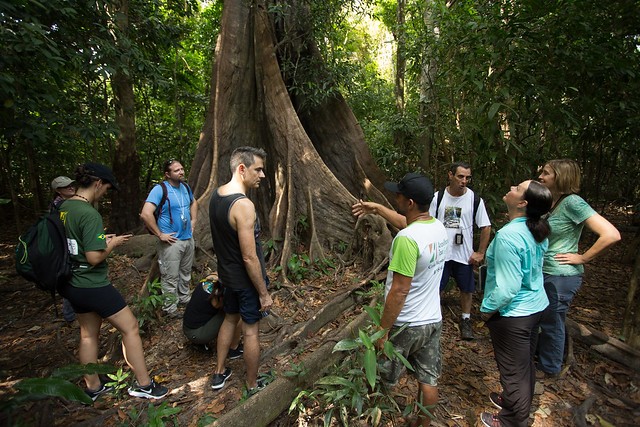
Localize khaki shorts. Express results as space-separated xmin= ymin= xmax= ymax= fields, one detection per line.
xmin=380 ymin=321 xmax=442 ymax=386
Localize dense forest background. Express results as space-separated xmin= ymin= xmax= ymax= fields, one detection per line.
xmin=2 ymin=0 xmax=639 ymax=228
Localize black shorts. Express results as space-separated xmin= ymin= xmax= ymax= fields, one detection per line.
xmin=58 ymin=283 xmax=127 ymax=318
xmin=223 ymin=287 xmax=262 ymax=325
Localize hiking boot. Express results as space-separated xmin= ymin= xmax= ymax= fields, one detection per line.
xmin=247 ymin=377 xmax=267 ymax=396
xmin=489 ymin=392 xmax=503 ymax=410
xmin=480 ymin=412 xmax=501 ymax=427
xmin=211 ymin=367 xmax=232 ymax=390
xmin=228 ymin=343 xmax=244 ymax=360
xmin=127 ymin=379 xmax=169 ymax=399
xmin=85 ymin=382 xmax=114 ymax=402
xmin=460 ymin=318 xmax=474 ymax=340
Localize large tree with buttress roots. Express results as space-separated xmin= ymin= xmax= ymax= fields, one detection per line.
xmin=189 ymin=0 xmax=393 ymax=281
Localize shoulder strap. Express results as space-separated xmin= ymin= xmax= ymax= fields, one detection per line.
xmin=435 ymin=187 xmax=446 ymax=220
xmin=472 ymin=191 xmax=480 ymax=228
xmin=156 ymin=182 xmax=173 ymax=224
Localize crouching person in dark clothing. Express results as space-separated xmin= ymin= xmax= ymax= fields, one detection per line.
xmin=183 ymin=274 xmax=242 ymax=358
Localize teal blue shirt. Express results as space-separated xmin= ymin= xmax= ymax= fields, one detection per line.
xmin=481 ymin=217 xmax=549 ymax=317
xmin=543 ymin=194 xmax=595 ymax=276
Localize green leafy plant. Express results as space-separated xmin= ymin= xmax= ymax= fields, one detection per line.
xmin=133 ymin=279 xmax=173 ymax=329
xmin=289 ymin=307 xmax=430 ymax=427
xmin=240 ymin=370 xmax=276 ymax=401
xmin=121 ymin=401 xmax=181 ymax=427
xmin=1 ymin=363 xmax=116 ymax=422
xmin=196 ymin=413 xmax=216 ymax=427
xmin=286 ymin=253 xmax=312 ymax=283
xmin=105 ymin=367 xmax=131 ymax=399
xmin=283 ymin=361 xmax=309 ymax=379
xmin=263 ymin=237 xmax=282 ymax=261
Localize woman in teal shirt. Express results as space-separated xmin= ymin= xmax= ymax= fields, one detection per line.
xmin=479 ymin=180 xmax=552 ymax=427
xmin=536 ymin=159 xmax=620 ymax=376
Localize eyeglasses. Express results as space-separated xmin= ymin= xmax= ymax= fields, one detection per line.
xmin=164 ymin=159 xmax=178 ymax=168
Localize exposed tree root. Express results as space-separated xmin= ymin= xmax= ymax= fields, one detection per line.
xmin=571 ymin=394 xmax=596 ymax=427
xmin=566 ymin=318 xmax=640 ymax=371
xmin=210 ymin=309 xmax=371 ymax=427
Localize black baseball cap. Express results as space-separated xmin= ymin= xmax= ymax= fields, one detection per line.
xmin=384 ymin=172 xmax=434 ymax=206
xmin=84 ymin=162 xmax=120 ymax=191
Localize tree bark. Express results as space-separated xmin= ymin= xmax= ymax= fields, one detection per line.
xmin=189 ymin=0 xmax=392 ymax=278
xmin=109 ymin=0 xmax=142 ymax=234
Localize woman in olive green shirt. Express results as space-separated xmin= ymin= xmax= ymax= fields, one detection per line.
xmin=59 ymin=163 xmax=168 ymax=401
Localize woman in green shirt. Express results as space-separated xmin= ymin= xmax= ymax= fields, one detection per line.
xmin=536 ymin=159 xmax=620 ymax=376
xmin=59 ymin=163 xmax=168 ymax=401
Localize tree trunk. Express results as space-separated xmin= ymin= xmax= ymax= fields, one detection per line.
xmin=418 ymin=0 xmax=439 ymax=174
xmin=109 ymin=0 xmax=141 ymax=234
xmin=393 ymin=0 xmax=407 ymax=151
xmin=189 ymin=0 xmax=392 ymax=278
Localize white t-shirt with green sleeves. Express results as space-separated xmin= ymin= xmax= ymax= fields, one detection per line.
xmin=385 ymin=218 xmax=449 ymax=327
xmin=543 ymin=194 xmax=596 ymax=276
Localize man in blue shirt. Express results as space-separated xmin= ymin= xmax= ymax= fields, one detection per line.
xmin=140 ymin=160 xmax=198 ymax=318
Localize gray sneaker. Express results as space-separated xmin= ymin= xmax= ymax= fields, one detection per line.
xmin=460 ymin=318 xmax=474 ymax=340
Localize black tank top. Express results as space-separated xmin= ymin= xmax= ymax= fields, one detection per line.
xmin=209 ymin=190 xmax=267 ymax=289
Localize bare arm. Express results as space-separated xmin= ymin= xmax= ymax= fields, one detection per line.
xmin=232 ymin=199 xmax=273 ymax=312
xmin=351 ymin=200 xmax=407 ymax=229
xmin=377 ymin=272 xmax=412 ymax=349
xmin=469 ymin=225 xmax=491 ymax=265
xmin=555 ymin=213 xmax=621 ymax=265
xmin=140 ymin=202 xmax=177 ymax=243
xmin=190 ymin=198 xmax=198 ymax=233
xmin=85 ymin=234 xmax=132 ymax=266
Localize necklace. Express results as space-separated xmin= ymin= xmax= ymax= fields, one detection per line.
xmin=75 ymin=194 xmax=90 ymax=203
xmin=168 ymin=182 xmax=188 ymax=230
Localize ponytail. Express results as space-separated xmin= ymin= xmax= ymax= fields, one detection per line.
xmin=524 ymin=181 xmax=553 ymax=242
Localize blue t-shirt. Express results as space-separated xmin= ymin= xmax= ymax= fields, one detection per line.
xmin=481 ymin=217 xmax=549 ymax=317
xmin=146 ymin=181 xmax=194 ymax=240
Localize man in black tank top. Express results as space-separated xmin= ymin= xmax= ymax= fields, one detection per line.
xmin=208 ymin=146 xmax=273 ymax=393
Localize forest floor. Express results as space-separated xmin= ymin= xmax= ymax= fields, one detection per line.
xmin=0 ymin=207 xmax=638 ymax=427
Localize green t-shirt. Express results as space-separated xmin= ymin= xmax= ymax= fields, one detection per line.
xmin=543 ymin=194 xmax=596 ymax=276
xmin=60 ymin=200 xmax=110 ymax=288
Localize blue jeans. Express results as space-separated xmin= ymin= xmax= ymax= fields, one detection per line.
xmin=536 ymin=274 xmax=583 ymax=374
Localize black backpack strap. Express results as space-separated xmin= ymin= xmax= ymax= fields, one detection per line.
xmin=155 ymin=182 xmax=173 ymax=225
xmin=472 ymin=192 xmax=481 ymax=229
xmin=435 ymin=187 xmax=446 ymax=220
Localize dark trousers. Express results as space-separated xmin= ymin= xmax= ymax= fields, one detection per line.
xmin=487 ymin=311 xmax=543 ymax=427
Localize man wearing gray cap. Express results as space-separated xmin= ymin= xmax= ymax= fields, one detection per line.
xmin=51 ymin=176 xmax=76 ymax=209
xmin=50 ymin=175 xmax=77 ymax=322
xmin=355 ymin=173 xmax=449 ymax=427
